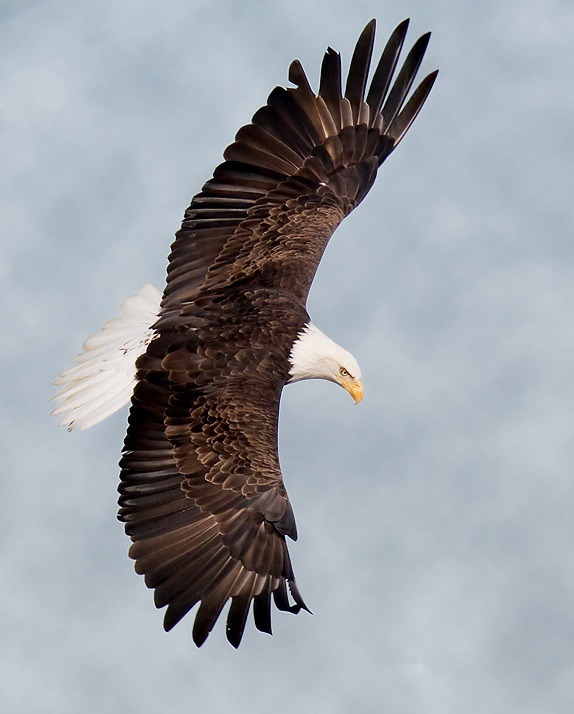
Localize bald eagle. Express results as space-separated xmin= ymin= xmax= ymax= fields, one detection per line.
xmin=52 ymin=19 xmax=437 ymax=647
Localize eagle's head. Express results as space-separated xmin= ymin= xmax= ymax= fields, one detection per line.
xmin=288 ymin=323 xmax=364 ymax=404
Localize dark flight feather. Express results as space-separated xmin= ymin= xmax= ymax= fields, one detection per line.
xmin=118 ymin=19 xmax=437 ymax=647
xmin=344 ymin=19 xmax=376 ymax=122
xmin=366 ymin=18 xmax=410 ymax=118
xmin=380 ymin=32 xmax=432 ymax=132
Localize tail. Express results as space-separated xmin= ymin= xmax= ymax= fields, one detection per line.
xmin=51 ymin=283 xmax=161 ymax=430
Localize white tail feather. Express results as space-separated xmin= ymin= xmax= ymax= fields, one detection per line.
xmin=51 ymin=283 xmax=162 ymax=430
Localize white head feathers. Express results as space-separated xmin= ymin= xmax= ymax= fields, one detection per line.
xmin=288 ymin=323 xmax=362 ymax=386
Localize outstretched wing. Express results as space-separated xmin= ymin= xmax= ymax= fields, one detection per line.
xmin=161 ymin=19 xmax=437 ymax=314
xmin=118 ymin=330 xmax=309 ymax=647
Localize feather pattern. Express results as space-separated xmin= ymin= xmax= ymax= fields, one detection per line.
xmin=55 ymin=20 xmax=437 ymax=647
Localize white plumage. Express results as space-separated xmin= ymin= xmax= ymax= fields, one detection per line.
xmin=288 ymin=323 xmax=364 ymax=403
xmin=51 ymin=283 xmax=161 ymax=430
xmin=288 ymin=323 xmax=362 ymax=384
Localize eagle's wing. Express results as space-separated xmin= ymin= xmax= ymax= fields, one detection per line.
xmin=119 ymin=333 xmax=307 ymax=647
xmin=161 ymin=19 xmax=437 ymax=314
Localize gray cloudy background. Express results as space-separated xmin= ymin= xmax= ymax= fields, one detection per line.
xmin=3 ymin=0 xmax=574 ymax=711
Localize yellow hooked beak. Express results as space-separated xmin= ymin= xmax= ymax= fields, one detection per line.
xmin=345 ymin=379 xmax=364 ymax=405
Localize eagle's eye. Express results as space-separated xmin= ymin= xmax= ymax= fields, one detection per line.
xmin=339 ymin=366 xmax=350 ymax=378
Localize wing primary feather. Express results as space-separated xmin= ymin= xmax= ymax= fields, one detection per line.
xmin=225 ymin=576 xmax=259 ymax=648
xmin=288 ymin=59 xmax=313 ymax=94
xmin=193 ymin=567 xmax=253 ymax=647
xmin=319 ymin=48 xmax=342 ymax=129
xmin=272 ymin=580 xmax=293 ymax=612
xmin=380 ymin=31 xmax=432 ymax=132
xmin=344 ymin=19 xmax=376 ymax=122
xmin=252 ymin=581 xmax=273 ymax=635
xmin=365 ymin=17 xmax=410 ymax=120
xmin=387 ymin=69 xmax=439 ymax=146
xmin=288 ymin=579 xmax=312 ymax=614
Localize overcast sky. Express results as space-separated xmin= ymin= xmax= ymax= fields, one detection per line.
xmin=3 ymin=0 xmax=574 ymax=712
